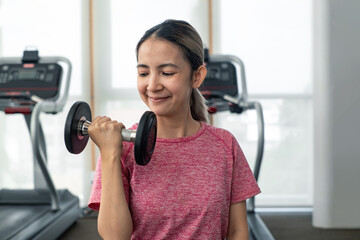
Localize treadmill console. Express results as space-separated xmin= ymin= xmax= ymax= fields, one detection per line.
xmin=200 ymin=61 xmax=238 ymax=97
xmin=200 ymin=52 xmax=248 ymax=113
xmin=0 ymin=62 xmax=62 ymax=99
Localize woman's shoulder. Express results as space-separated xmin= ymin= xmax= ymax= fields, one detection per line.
xmin=203 ymin=122 xmax=236 ymax=140
xmin=202 ymin=122 xmax=238 ymax=148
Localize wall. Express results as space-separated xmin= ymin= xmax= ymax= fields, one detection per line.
xmin=313 ymin=0 xmax=360 ymax=228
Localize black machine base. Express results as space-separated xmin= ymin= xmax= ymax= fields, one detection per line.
xmin=0 ymin=189 xmax=79 ymax=240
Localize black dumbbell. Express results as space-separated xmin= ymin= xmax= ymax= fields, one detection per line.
xmin=64 ymin=101 xmax=157 ymax=166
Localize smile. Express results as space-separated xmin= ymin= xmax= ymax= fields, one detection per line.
xmin=148 ymin=96 xmax=171 ymax=103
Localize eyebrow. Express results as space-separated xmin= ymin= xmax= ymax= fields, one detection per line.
xmin=136 ymin=63 xmax=180 ymax=69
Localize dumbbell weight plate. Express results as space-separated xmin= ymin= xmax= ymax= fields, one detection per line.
xmin=64 ymin=101 xmax=91 ymax=154
xmin=135 ymin=111 xmax=157 ymax=166
xmin=64 ymin=101 xmax=157 ymax=166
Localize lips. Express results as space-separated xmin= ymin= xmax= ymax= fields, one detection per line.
xmin=148 ymin=95 xmax=171 ymax=103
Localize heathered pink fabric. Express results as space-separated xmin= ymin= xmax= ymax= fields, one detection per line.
xmin=89 ymin=122 xmax=260 ymax=239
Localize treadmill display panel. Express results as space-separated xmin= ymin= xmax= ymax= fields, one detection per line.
xmin=0 ymin=63 xmax=62 ymax=99
xmin=200 ymin=61 xmax=238 ymax=97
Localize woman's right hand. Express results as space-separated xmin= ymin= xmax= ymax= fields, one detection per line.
xmin=88 ymin=116 xmax=125 ymax=158
xmin=91 ymin=117 xmax=134 ymax=239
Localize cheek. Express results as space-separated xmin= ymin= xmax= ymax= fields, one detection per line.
xmin=173 ymin=83 xmax=192 ymax=102
xmin=137 ymin=80 xmax=150 ymax=107
xmin=137 ymin=79 xmax=145 ymax=94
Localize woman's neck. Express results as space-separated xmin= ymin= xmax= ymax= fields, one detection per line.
xmin=156 ymin=110 xmax=201 ymax=138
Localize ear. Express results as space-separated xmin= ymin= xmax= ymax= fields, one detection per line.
xmin=192 ymin=65 xmax=207 ymax=89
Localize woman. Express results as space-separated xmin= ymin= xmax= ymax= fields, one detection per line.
xmin=88 ymin=19 xmax=260 ymax=239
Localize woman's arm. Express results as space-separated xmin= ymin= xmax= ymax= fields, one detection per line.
xmin=89 ymin=117 xmax=133 ymax=239
xmin=98 ymin=154 xmax=133 ymax=239
xmin=227 ymin=201 xmax=249 ymax=240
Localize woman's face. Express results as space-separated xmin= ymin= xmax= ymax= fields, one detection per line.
xmin=137 ymin=38 xmax=195 ymax=118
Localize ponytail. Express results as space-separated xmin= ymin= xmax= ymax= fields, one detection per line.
xmin=190 ymin=88 xmax=208 ymax=123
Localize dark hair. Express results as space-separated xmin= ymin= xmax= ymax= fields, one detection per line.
xmin=136 ymin=19 xmax=208 ymax=122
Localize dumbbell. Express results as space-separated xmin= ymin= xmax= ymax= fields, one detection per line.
xmin=64 ymin=101 xmax=157 ymax=166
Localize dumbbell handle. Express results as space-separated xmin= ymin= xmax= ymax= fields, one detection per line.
xmin=79 ymin=120 xmax=136 ymax=142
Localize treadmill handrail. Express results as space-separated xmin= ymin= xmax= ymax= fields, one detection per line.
xmin=246 ymin=101 xmax=265 ymax=212
xmin=30 ymin=101 xmax=60 ymax=211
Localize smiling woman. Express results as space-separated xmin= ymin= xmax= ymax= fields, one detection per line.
xmin=88 ymin=19 xmax=260 ymax=239
xmin=136 ymin=38 xmax=206 ymax=131
xmin=136 ymin=20 xmax=208 ymax=126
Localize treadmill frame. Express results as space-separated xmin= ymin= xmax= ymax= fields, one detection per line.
xmin=0 ymin=54 xmax=80 ymax=240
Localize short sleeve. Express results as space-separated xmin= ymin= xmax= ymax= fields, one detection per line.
xmin=88 ymin=153 xmax=131 ymax=211
xmin=88 ymin=155 xmax=102 ymax=211
xmin=230 ymin=137 xmax=261 ymax=205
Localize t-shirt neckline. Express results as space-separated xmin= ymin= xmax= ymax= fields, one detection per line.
xmin=156 ymin=121 xmax=207 ymax=143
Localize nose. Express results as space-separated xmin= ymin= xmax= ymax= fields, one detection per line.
xmin=147 ymin=73 xmax=162 ymax=92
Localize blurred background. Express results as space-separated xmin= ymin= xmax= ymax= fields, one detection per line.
xmin=0 ymin=0 xmax=359 ymax=238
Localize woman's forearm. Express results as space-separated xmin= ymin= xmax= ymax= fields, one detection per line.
xmin=98 ymin=154 xmax=133 ymax=239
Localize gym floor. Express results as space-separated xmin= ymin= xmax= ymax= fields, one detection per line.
xmin=58 ymin=210 xmax=360 ymax=240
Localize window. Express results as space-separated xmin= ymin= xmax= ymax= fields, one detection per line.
xmin=213 ymin=0 xmax=313 ymax=206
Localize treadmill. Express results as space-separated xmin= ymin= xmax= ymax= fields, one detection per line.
xmin=200 ymin=50 xmax=275 ymax=240
xmin=0 ymin=49 xmax=79 ymax=240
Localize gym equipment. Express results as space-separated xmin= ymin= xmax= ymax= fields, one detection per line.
xmin=0 ymin=49 xmax=79 ymax=240
xmin=64 ymin=101 xmax=157 ymax=166
xmin=200 ymin=50 xmax=274 ymax=240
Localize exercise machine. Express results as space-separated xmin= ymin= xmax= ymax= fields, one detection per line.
xmin=0 ymin=49 xmax=80 ymax=239
xmin=200 ymin=49 xmax=275 ymax=240
xmin=64 ymin=101 xmax=157 ymax=166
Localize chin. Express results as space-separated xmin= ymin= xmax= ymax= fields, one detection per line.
xmin=148 ymin=107 xmax=174 ymax=118
xmin=149 ymin=109 xmax=169 ymax=117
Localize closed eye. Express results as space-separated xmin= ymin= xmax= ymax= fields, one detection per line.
xmin=138 ymin=72 xmax=149 ymax=77
xmin=162 ymin=72 xmax=175 ymax=76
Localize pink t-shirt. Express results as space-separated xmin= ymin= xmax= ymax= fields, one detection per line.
xmin=89 ymin=122 xmax=260 ymax=239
